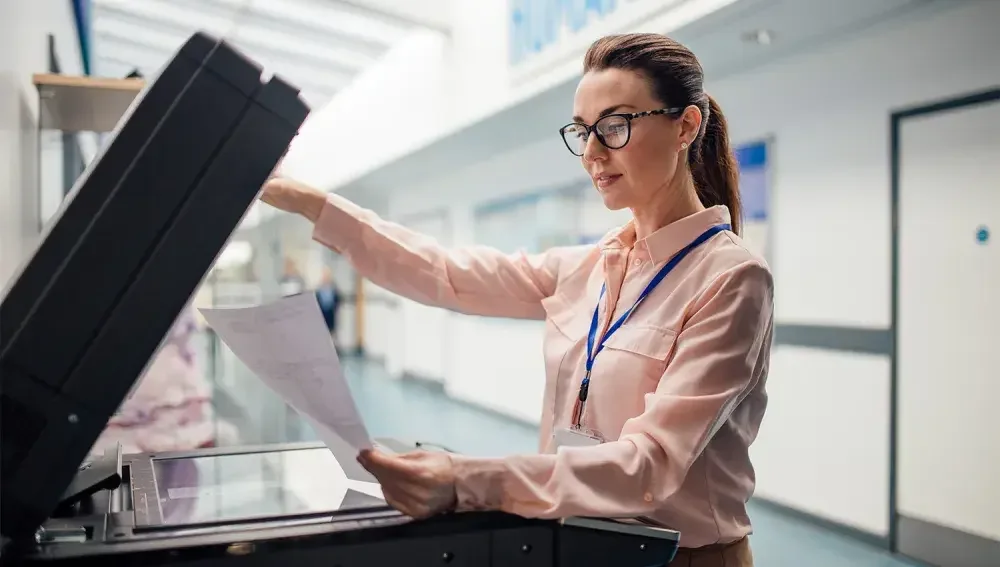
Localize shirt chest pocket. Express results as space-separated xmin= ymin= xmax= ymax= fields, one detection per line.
xmin=596 ymin=324 xmax=678 ymax=388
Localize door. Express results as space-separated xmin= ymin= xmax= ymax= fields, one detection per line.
xmin=895 ymin=91 xmax=1000 ymax=566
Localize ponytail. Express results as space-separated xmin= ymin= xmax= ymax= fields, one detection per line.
xmin=689 ymin=94 xmax=741 ymax=235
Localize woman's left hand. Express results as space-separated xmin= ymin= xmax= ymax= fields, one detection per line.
xmin=357 ymin=449 xmax=458 ymax=519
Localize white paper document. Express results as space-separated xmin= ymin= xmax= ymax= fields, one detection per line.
xmin=199 ymin=293 xmax=372 ymax=453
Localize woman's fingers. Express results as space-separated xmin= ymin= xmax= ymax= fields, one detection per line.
xmin=358 ymin=450 xmax=450 ymax=519
xmin=380 ymin=488 xmax=412 ymax=517
xmin=359 ymin=450 xmax=422 ymax=480
xmin=379 ymin=483 xmax=437 ymax=519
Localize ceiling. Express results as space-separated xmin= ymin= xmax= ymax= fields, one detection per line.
xmin=90 ymin=0 xmax=450 ymax=108
xmin=337 ymin=0 xmax=955 ymax=200
xmin=671 ymin=0 xmax=941 ymax=78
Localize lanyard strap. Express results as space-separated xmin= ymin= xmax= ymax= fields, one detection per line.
xmin=581 ymin=224 xmax=730 ymax=399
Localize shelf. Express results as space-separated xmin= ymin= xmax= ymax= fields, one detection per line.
xmin=33 ymin=73 xmax=145 ymax=133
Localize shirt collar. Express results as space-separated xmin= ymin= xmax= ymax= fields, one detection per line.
xmin=598 ymin=206 xmax=732 ymax=264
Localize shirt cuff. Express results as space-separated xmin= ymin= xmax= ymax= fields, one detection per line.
xmin=450 ymin=454 xmax=509 ymax=512
xmin=311 ymin=193 xmax=367 ymax=255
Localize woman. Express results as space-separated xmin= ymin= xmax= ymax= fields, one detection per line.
xmin=263 ymin=33 xmax=771 ymax=565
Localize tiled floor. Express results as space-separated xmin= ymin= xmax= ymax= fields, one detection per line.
xmin=211 ymin=350 xmax=927 ymax=567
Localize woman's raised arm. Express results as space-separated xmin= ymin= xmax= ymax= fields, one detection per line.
xmin=261 ymin=178 xmax=586 ymax=320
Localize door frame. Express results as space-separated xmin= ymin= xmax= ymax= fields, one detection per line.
xmin=888 ymin=86 xmax=1000 ymax=552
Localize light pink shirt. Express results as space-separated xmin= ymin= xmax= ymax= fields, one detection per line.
xmin=314 ymin=194 xmax=773 ymax=548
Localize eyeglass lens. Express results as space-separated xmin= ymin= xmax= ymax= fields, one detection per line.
xmin=562 ymin=115 xmax=630 ymax=156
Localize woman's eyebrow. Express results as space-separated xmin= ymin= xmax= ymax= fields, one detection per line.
xmin=572 ymin=103 xmax=636 ymax=123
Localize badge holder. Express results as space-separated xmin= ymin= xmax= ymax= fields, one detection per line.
xmin=554 ymin=397 xmax=605 ymax=449
xmin=554 ymin=427 xmax=604 ymax=449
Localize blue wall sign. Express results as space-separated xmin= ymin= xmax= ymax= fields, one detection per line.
xmin=976 ymin=226 xmax=989 ymax=244
xmin=735 ymin=141 xmax=769 ymax=222
xmin=508 ymin=0 xmax=621 ymax=66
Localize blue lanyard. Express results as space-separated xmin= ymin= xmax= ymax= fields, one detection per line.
xmin=579 ymin=224 xmax=730 ymax=406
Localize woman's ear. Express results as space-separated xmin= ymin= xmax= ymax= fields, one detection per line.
xmin=679 ymin=105 xmax=703 ymax=146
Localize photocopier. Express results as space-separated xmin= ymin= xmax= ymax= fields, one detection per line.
xmin=0 ymin=32 xmax=681 ymax=566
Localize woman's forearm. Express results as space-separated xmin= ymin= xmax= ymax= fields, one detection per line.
xmin=309 ymin=191 xmax=565 ymax=320
xmin=262 ymin=177 xmax=572 ymax=319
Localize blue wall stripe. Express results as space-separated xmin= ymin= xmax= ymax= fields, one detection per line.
xmin=71 ymin=0 xmax=92 ymax=76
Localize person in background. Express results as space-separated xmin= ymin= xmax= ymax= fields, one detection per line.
xmin=315 ymin=267 xmax=341 ymax=338
xmin=88 ymin=307 xmax=233 ymax=458
xmin=262 ymin=33 xmax=770 ymax=566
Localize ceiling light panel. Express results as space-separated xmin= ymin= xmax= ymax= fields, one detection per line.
xmin=205 ymin=0 xmax=412 ymax=46
xmin=159 ymin=0 xmax=391 ymax=57
xmin=94 ymin=0 xmax=237 ymax=38
xmin=227 ymin=24 xmax=378 ymax=71
xmin=91 ymin=0 xmax=420 ymax=109
xmin=93 ymin=0 xmax=385 ymax=72
xmin=92 ymin=17 xmax=191 ymax=53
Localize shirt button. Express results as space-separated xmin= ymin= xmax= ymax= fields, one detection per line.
xmin=633 ymin=258 xmax=642 ymax=267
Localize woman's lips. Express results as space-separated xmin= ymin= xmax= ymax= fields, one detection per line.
xmin=595 ymin=174 xmax=622 ymax=189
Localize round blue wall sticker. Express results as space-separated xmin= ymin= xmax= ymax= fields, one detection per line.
xmin=976 ymin=226 xmax=989 ymax=244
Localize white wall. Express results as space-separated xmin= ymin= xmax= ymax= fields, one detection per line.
xmin=366 ymin=0 xmax=1000 ymax=536
xmin=708 ymin=1 xmax=988 ymax=535
xmin=279 ymin=28 xmax=450 ymax=192
xmin=0 ymin=2 xmax=83 ymax=290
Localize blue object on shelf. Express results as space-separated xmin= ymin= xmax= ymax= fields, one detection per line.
xmin=71 ymin=0 xmax=93 ymax=76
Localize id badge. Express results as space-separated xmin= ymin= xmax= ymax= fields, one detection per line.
xmin=554 ymin=427 xmax=604 ymax=450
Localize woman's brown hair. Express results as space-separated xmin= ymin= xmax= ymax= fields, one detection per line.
xmin=583 ymin=33 xmax=742 ymax=235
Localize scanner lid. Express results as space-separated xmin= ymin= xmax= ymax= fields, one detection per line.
xmin=0 ymin=31 xmax=309 ymax=540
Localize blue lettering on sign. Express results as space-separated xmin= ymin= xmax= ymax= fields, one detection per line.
xmin=509 ymin=0 xmax=620 ymax=66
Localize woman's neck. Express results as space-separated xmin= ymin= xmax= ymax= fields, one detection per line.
xmin=631 ymin=178 xmax=705 ymax=241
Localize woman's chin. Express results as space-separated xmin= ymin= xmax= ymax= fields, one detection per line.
xmin=598 ymin=189 xmax=629 ymax=211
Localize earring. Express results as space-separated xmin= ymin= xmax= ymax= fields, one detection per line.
xmin=680 ymin=142 xmax=688 ymax=150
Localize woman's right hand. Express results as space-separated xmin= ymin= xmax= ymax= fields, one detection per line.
xmin=260 ymin=177 xmax=326 ymax=223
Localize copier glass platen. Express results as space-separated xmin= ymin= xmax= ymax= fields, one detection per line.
xmin=0 ymin=32 xmax=681 ymax=567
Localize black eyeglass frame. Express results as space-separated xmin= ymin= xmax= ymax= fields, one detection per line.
xmin=559 ymin=107 xmax=684 ymax=156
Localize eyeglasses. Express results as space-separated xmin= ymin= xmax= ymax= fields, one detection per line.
xmin=559 ymin=107 xmax=683 ymax=156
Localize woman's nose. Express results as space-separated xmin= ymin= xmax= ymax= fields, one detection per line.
xmin=582 ymin=133 xmax=606 ymax=162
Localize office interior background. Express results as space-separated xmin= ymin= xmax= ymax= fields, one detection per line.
xmin=1 ymin=0 xmax=997 ymax=565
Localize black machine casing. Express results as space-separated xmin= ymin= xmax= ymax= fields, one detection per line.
xmin=15 ymin=442 xmax=681 ymax=567
xmin=0 ymin=32 xmax=309 ymax=538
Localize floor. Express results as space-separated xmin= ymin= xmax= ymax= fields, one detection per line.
xmin=209 ymin=347 xmax=927 ymax=567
